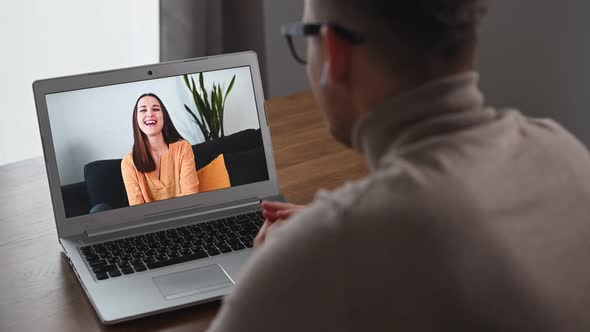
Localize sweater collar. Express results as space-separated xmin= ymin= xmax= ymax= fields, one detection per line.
xmin=352 ymin=71 xmax=491 ymax=171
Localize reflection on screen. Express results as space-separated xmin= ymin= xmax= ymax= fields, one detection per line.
xmin=45 ymin=66 xmax=269 ymax=219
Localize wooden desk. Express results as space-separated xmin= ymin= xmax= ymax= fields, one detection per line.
xmin=0 ymin=91 xmax=368 ymax=331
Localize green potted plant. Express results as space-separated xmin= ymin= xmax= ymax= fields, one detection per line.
xmin=183 ymin=73 xmax=236 ymax=141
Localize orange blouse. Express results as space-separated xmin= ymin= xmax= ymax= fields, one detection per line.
xmin=121 ymin=140 xmax=200 ymax=206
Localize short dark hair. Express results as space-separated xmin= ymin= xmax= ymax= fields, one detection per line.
xmin=131 ymin=93 xmax=185 ymax=173
xmin=313 ymin=0 xmax=488 ymax=76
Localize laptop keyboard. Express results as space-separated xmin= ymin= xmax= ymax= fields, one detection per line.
xmin=79 ymin=211 xmax=264 ymax=281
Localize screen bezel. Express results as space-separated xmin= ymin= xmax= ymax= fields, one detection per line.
xmin=33 ymin=52 xmax=280 ymax=238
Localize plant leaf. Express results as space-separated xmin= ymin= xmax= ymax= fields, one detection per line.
xmin=215 ymin=85 xmax=224 ymax=137
xmin=221 ymin=76 xmax=234 ymax=136
xmin=185 ymin=75 xmax=212 ymax=141
xmin=197 ymin=74 xmax=215 ymax=134
xmin=212 ymin=88 xmax=221 ymax=138
xmin=223 ymin=75 xmax=236 ymax=109
xmin=199 ymin=72 xmax=211 ymax=114
xmin=184 ymin=104 xmax=207 ymax=138
xmin=183 ymin=74 xmax=191 ymax=91
xmin=183 ymin=103 xmax=198 ymax=123
xmin=191 ymin=76 xmax=211 ymax=133
xmin=183 ymin=73 xmax=235 ymax=141
xmin=224 ymin=75 xmax=236 ymax=100
xmin=215 ymin=84 xmax=223 ymax=133
xmin=196 ymin=91 xmax=212 ymax=134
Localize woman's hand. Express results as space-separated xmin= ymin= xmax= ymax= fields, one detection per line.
xmin=254 ymin=201 xmax=306 ymax=248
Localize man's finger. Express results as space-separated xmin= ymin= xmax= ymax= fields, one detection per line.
xmin=262 ymin=210 xmax=280 ymax=222
xmin=276 ymin=208 xmax=297 ymax=218
xmin=261 ymin=201 xmax=297 ymax=212
xmin=254 ymin=220 xmax=271 ymax=248
xmin=277 ymin=206 xmax=305 ymax=218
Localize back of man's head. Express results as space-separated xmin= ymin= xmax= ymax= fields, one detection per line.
xmin=311 ymin=0 xmax=488 ymax=80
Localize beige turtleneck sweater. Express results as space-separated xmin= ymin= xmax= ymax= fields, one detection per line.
xmin=208 ymin=72 xmax=590 ymax=331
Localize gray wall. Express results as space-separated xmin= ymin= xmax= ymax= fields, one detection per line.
xmin=159 ymin=0 xmax=309 ymax=99
xmin=262 ymin=0 xmax=309 ymax=98
xmin=477 ymin=1 xmax=590 ymax=147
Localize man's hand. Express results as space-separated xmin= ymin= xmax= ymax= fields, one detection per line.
xmin=261 ymin=201 xmax=306 ymax=222
xmin=254 ymin=201 xmax=306 ymax=248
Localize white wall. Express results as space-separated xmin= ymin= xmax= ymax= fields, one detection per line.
xmin=477 ymin=1 xmax=590 ymax=147
xmin=0 ymin=0 xmax=159 ymax=166
xmin=46 ymin=67 xmax=260 ymax=185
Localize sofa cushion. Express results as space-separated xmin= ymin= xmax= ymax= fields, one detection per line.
xmin=84 ymin=159 xmax=129 ymax=209
xmin=193 ymin=129 xmax=263 ymax=169
xmin=197 ymin=154 xmax=231 ymax=193
xmin=224 ymin=147 xmax=269 ymax=187
xmin=61 ymin=182 xmax=91 ymax=218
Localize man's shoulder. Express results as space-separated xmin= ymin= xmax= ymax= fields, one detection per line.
xmin=300 ymin=160 xmax=479 ymax=239
xmin=508 ymin=110 xmax=589 ymax=152
xmin=315 ymin=163 xmax=438 ymax=214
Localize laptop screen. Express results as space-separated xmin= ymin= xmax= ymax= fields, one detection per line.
xmin=45 ymin=66 xmax=269 ymax=219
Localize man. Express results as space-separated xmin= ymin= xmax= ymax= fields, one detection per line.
xmin=208 ymin=0 xmax=590 ymax=331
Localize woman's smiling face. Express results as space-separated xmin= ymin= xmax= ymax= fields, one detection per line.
xmin=136 ymin=96 xmax=165 ymax=137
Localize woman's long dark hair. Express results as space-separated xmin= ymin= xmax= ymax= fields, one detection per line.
xmin=132 ymin=93 xmax=184 ymax=173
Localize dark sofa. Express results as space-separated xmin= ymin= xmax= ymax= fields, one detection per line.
xmin=60 ymin=129 xmax=269 ymax=218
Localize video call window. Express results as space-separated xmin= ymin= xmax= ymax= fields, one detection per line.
xmin=46 ymin=66 xmax=269 ymax=219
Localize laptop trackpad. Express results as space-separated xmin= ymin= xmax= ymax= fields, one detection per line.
xmin=153 ymin=264 xmax=234 ymax=300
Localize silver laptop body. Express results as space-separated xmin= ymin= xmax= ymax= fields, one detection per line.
xmin=32 ymin=52 xmax=282 ymax=324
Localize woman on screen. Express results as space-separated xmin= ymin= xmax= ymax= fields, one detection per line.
xmin=121 ymin=93 xmax=199 ymax=206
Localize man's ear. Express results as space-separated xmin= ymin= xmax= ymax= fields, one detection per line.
xmin=321 ymin=25 xmax=352 ymax=84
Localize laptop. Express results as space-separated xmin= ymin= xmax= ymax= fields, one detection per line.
xmin=32 ymin=51 xmax=283 ymax=324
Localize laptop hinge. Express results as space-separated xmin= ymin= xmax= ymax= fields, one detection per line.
xmin=84 ymin=199 xmax=261 ymax=240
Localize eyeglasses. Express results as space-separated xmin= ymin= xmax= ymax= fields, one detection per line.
xmin=280 ymin=22 xmax=366 ymax=65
